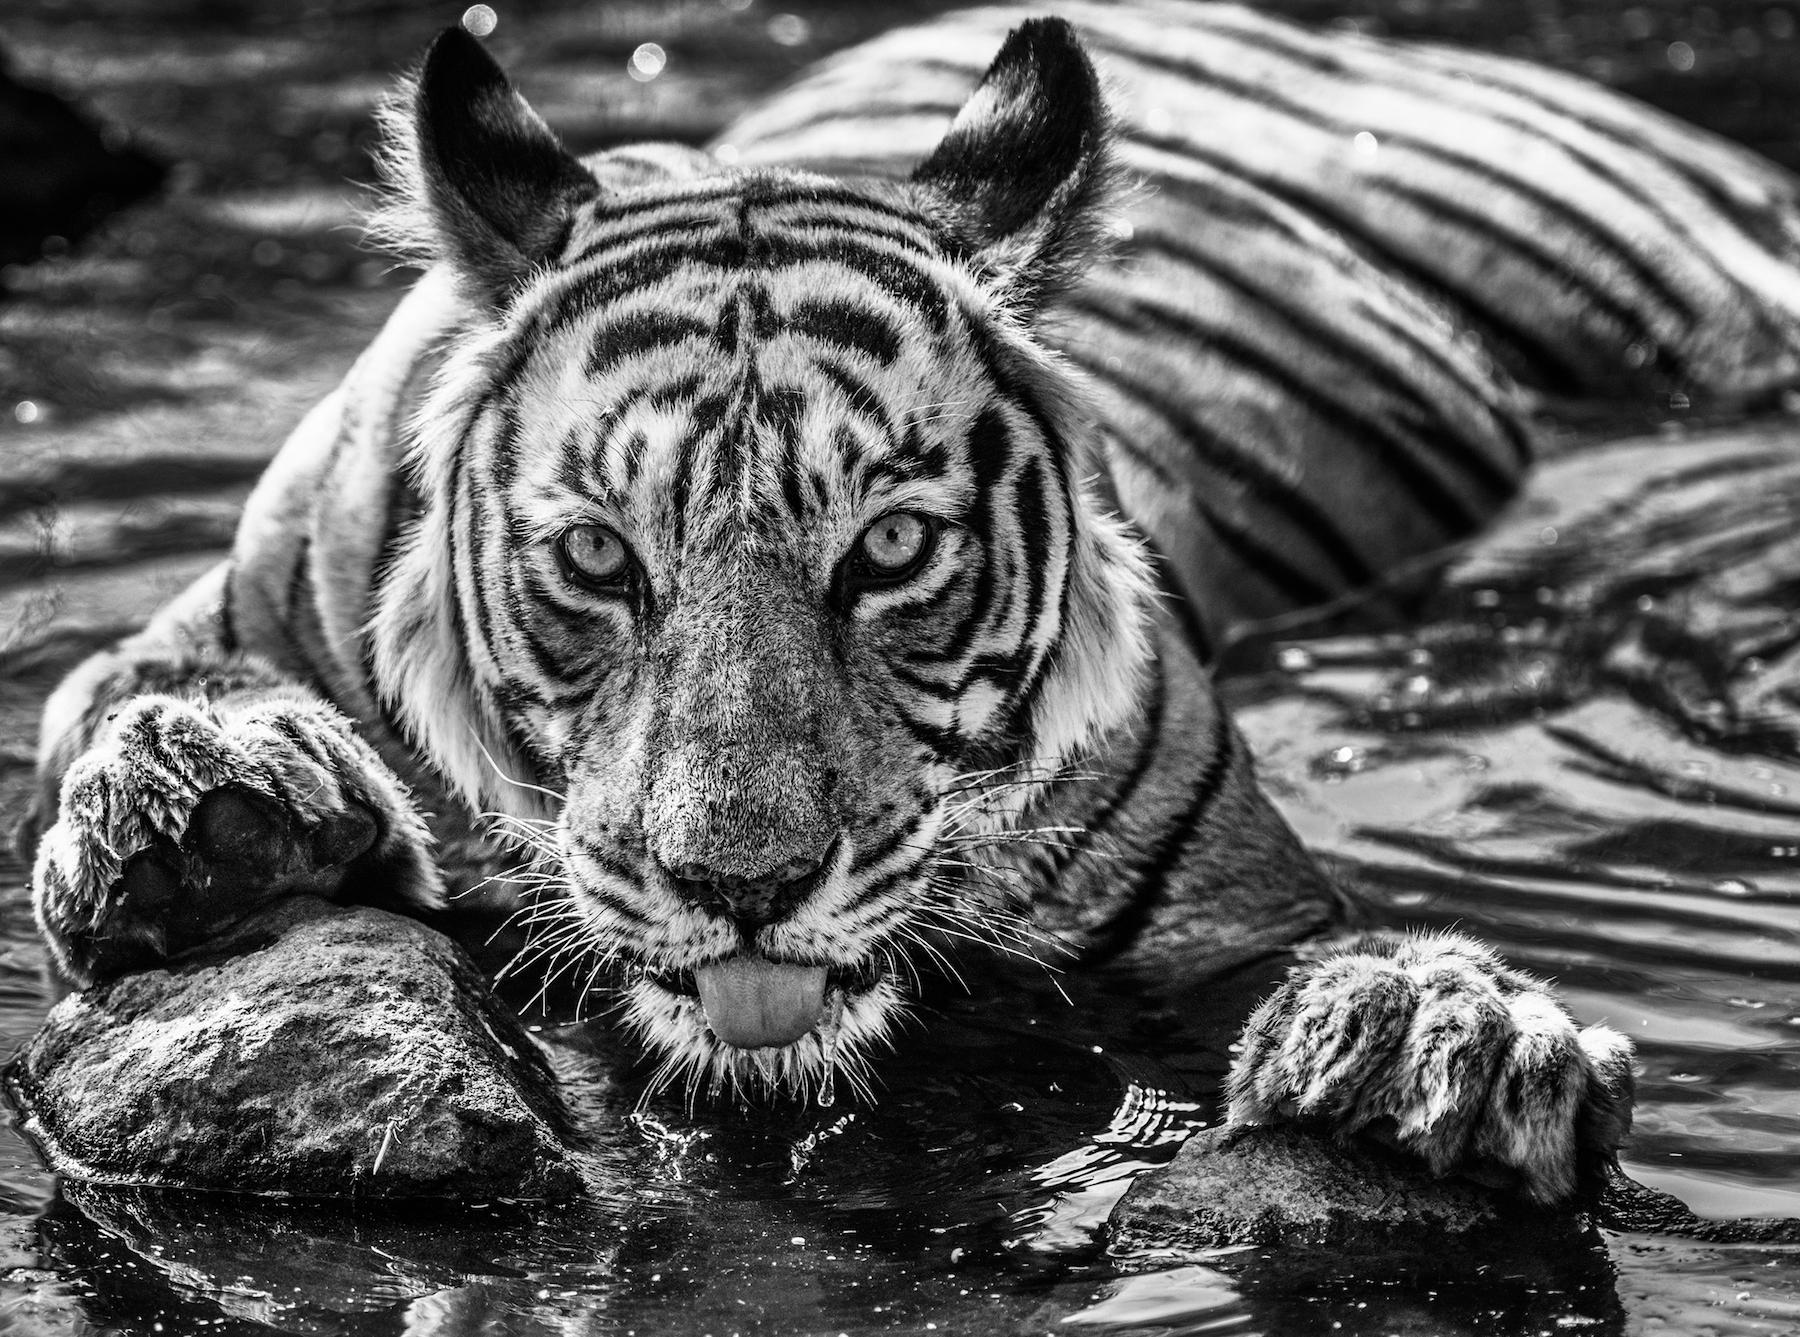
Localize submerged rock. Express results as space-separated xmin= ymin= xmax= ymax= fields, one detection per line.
xmin=1108 ymin=1124 xmax=1575 ymax=1253
xmin=5 ymin=897 xmax=580 ymax=1200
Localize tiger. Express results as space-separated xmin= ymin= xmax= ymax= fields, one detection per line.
xmin=25 ymin=0 xmax=1800 ymax=1207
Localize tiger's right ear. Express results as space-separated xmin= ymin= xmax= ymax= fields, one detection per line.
xmin=377 ymin=27 xmax=599 ymax=302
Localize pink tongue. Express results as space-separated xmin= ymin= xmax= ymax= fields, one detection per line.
xmin=696 ymin=957 xmax=829 ymax=1049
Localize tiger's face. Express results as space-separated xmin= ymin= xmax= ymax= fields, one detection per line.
xmin=372 ymin=21 xmax=1153 ymax=1098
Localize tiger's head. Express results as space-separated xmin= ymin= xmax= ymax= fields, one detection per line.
xmin=369 ymin=20 xmax=1155 ymax=1100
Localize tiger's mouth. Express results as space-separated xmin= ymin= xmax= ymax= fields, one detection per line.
xmin=643 ymin=957 xmax=884 ymax=1033
xmin=625 ymin=953 xmax=900 ymax=1103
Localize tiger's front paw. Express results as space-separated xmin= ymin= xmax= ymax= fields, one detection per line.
xmin=1226 ymin=931 xmax=1634 ymax=1204
xmin=32 ymin=691 xmax=442 ymax=985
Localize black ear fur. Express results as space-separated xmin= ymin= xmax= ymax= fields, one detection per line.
xmin=910 ymin=18 xmax=1118 ymax=313
xmin=405 ymin=28 xmax=599 ymax=299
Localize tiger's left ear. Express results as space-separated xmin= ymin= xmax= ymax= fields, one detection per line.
xmin=377 ymin=27 xmax=600 ymax=302
xmin=910 ymin=18 xmax=1119 ymax=314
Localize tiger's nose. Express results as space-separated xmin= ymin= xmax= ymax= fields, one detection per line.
xmin=663 ymin=849 xmax=831 ymax=927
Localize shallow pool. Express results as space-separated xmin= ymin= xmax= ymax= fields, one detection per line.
xmin=6 ymin=1 xmax=1800 ymax=1333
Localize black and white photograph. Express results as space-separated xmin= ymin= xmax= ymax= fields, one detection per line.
xmin=4 ymin=0 xmax=1800 ymax=1332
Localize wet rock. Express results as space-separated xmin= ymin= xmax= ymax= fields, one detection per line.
xmin=0 ymin=43 xmax=162 ymax=267
xmin=4 ymin=897 xmax=581 ymax=1200
xmin=1108 ymin=1125 xmax=1575 ymax=1252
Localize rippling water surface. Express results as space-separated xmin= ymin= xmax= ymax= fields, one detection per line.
xmin=6 ymin=1 xmax=1800 ymax=1333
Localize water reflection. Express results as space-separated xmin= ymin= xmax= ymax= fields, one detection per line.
xmin=1077 ymin=1218 xmax=1627 ymax=1336
xmin=8 ymin=1009 xmax=1209 ymax=1334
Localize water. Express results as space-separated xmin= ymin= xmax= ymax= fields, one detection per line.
xmin=6 ymin=1 xmax=1800 ymax=1333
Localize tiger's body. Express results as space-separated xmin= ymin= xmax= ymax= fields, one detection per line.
xmin=29 ymin=1 xmax=1800 ymax=1202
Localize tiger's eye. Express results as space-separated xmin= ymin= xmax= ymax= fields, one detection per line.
xmin=859 ymin=511 xmax=931 ymax=576
xmin=558 ymin=523 xmax=630 ymax=586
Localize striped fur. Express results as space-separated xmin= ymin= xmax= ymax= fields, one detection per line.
xmin=725 ymin=0 xmax=1800 ymax=643
xmin=28 ymin=6 xmax=1800 ymax=1117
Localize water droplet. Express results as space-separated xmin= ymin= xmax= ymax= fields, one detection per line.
xmin=1667 ymin=39 xmax=1697 ymax=71
xmin=461 ymin=4 xmax=497 ymax=37
xmin=1276 ymin=646 xmax=1314 ymax=672
xmin=13 ymin=399 xmax=41 ymax=425
xmin=1352 ymin=130 xmax=1379 ymax=158
xmin=628 ymin=41 xmax=667 ymax=82
xmin=817 ymin=990 xmax=843 ymax=1107
xmin=1313 ymin=745 xmax=1374 ymax=780
xmin=1539 ymin=525 xmax=1559 ymax=546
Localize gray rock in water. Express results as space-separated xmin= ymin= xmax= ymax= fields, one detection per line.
xmin=1109 ymin=1124 xmax=1574 ymax=1253
xmin=4 ymin=897 xmax=581 ymax=1200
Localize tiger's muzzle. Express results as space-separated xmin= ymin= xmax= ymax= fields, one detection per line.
xmin=658 ymin=841 xmax=842 ymax=1048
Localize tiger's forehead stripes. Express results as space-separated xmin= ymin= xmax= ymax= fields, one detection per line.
xmin=512 ymin=174 xmax=965 ymax=350
xmin=495 ymin=247 xmax=1003 ymax=540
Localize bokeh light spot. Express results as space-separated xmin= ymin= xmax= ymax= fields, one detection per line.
xmin=628 ymin=42 xmax=667 ymax=82
xmin=461 ymin=5 xmax=497 ymax=38
xmin=767 ymin=13 xmax=811 ymax=46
